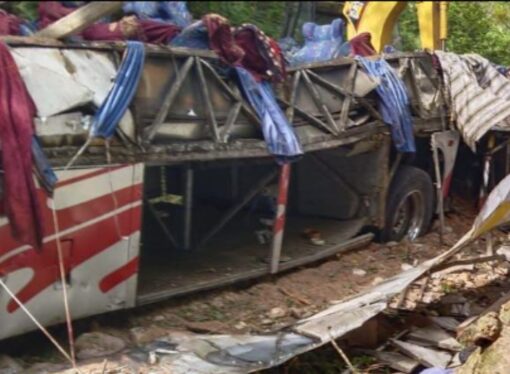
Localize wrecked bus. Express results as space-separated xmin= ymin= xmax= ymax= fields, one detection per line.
xmin=0 ymin=39 xmax=455 ymax=340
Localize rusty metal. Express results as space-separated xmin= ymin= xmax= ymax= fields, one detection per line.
xmin=196 ymin=169 xmax=278 ymax=250
xmin=195 ymin=57 xmax=221 ymax=142
xmin=301 ymin=70 xmax=340 ymax=134
xmin=339 ymin=62 xmax=358 ymax=131
xmin=221 ymin=102 xmax=242 ymax=143
xmin=144 ymin=56 xmax=195 ymax=142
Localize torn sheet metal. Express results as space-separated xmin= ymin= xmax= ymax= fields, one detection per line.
xmin=11 ymin=48 xmax=94 ymax=117
xmin=124 ymin=174 xmax=510 ymax=373
xmin=62 ymin=171 xmax=510 ymax=373
xmin=436 ymin=51 xmax=510 ymax=149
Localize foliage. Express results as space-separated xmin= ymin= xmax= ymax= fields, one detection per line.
xmin=2 ymin=1 xmax=38 ymax=22
xmin=188 ymin=1 xmax=286 ymax=38
xmin=5 ymin=1 xmax=510 ymax=65
xmin=398 ymin=1 xmax=510 ymax=65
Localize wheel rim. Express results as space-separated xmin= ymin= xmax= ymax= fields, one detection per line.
xmin=391 ymin=189 xmax=424 ymax=241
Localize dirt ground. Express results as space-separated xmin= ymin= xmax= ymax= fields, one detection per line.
xmin=2 ymin=197 xmax=508 ymax=373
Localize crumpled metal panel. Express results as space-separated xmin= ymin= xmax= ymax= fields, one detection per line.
xmin=11 ymin=48 xmax=94 ymax=118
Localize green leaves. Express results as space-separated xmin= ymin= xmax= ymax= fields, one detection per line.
xmin=188 ymin=1 xmax=286 ymax=38
xmin=398 ymin=1 xmax=510 ymax=65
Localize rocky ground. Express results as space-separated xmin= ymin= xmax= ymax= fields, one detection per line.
xmin=1 ymin=198 xmax=510 ymax=373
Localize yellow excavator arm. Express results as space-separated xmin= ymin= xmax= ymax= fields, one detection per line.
xmin=342 ymin=1 xmax=448 ymax=53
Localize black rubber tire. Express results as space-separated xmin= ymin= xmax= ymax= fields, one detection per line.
xmin=380 ymin=166 xmax=434 ymax=242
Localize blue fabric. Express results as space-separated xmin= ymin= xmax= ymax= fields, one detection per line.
xmin=19 ymin=22 xmax=36 ymax=36
xmin=91 ymin=41 xmax=145 ymax=139
xmin=278 ymin=37 xmax=300 ymax=64
xmin=236 ymin=67 xmax=303 ymax=163
xmin=32 ymin=136 xmax=58 ymax=193
xmin=358 ymin=57 xmax=416 ymax=153
xmin=383 ymin=45 xmax=397 ymax=54
xmin=170 ymin=20 xmax=209 ymax=49
xmin=290 ymin=19 xmax=346 ymax=66
xmin=123 ymin=1 xmax=192 ymax=28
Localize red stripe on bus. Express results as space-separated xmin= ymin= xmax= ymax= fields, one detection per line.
xmin=1 ymin=205 xmax=142 ymax=313
xmin=99 ymin=257 xmax=139 ymax=293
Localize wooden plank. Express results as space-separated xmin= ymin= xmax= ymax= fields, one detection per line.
xmin=407 ymin=326 xmax=462 ymax=351
xmin=429 ymin=316 xmax=461 ymax=332
xmin=374 ymin=351 xmax=420 ymax=373
xmin=391 ymin=339 xmax=452 ymax=368
xmin=36 ymin=2 xmax=123 ymax=40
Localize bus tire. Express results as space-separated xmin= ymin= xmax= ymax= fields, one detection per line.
xmin=381 ymin=166 xmax=434 ymax=242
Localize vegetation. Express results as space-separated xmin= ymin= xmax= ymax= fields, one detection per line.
xmin=3 ymin=1 xmax=510 ymax=64
xmin=399 ymin=1 xmax=510 ymax=65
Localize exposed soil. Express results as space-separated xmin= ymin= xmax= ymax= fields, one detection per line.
xmin=1 ymin=197 xmax=509 ymax=373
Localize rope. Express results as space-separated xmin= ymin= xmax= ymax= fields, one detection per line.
xmin=0 ymin=278 xmax=74 ymax=365
xmin=51 ymin=198 xmax=77 ymax=367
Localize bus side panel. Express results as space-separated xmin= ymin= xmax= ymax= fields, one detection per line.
xmin=0 ymin=163 xmax=143 ymax=340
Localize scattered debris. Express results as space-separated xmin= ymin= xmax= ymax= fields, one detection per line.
xmin=75 ymin=332 xmax=126 ymax=360
xmin=0 ymin=355 xmax=23 ymax=374
xmin=373 ymin=351 xmax=420 ymax=373
xmin=268 ymin=307 xmax=287 ymax=319
xmin=185 ymin=321 xmax=229 ymax=334
xmin=352 ymin=268 xmax=367 ymax=276
xmin=391 ymin=339 xmax=452 ymax=368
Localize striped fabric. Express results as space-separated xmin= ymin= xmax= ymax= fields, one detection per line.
xmin=436 ymin=51 xmax=510 ymax=149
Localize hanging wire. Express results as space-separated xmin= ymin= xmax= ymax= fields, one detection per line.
xmin=50 ymin=198 xmax=77 ymax=367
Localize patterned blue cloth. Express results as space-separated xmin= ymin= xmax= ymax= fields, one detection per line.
xmin=290 ymin=19 xmax=346 ymax=66
xmin=170 ymin=20 xmax=209 ymax=49
xmin=358 ymin=57 xmax=416 ymax=153
xmin=236 ymin=67 xmax=303 ymax=163
xmin=278 ymin=37 xmax=300 ymax=64
xmin=123 ymin=1 xmax=192 ymax=28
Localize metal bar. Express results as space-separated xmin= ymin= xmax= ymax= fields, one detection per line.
xmin=307 ymin=70 xmax=384 ymax=123
xmin=183 ymin=165 xmax=194 ymax=250
xmin=286 ymin=71 xmax=301 ymax=123
xmin=301 ymin=70 xmax=339 ymax=134
xmin=277 ymin=97 xmax=334 ymax=134
xmin=221 ymin=102 xmax=242 ymax=143
xmin=431 ymin=140 xmax=445 ymax=244
xmin=197 ymin=169 xmax=278 ymax=249
xmin=144 ymin=198 xmax=179 ymax=248
xmin=339 ymin=62 xmax=357 ymax=131
xmin=389 ymin=153 xmax=403 ymax=183
xmin=144 ymin=56 xmax=194 ymax=142
xmin=270 ymin=164 xmax=291 ymax=274
xmin=195 ymin=58 xmax=221 ymax=142
xmin=200 ymin=59 xmax=260 ymax=124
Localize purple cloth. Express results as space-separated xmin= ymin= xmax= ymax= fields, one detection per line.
xmin=0 ymin=42 xmax=44 ymax=248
